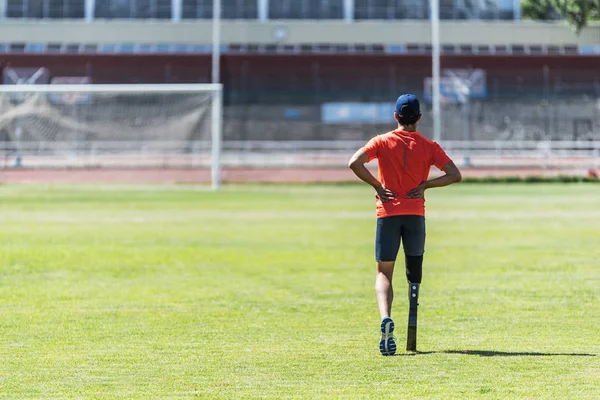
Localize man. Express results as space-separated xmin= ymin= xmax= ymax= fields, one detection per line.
xmin=348 ymin=94 xmax=462 ymax=356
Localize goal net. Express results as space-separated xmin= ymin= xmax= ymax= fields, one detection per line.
xmin=0 ymin=84 xmax=223 ymax=189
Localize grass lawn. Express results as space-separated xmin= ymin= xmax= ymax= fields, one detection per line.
xmin=0 ymin=183 xmax=598 ymax=399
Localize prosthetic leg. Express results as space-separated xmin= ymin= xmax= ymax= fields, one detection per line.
xmin=406 ymin=282 xmax=420 ymax=352
xmin=405 ymin=254 xmax=422 ymax=352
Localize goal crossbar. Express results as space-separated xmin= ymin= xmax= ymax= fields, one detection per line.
xmin=0 ymin=84 xmax=223 ymax=94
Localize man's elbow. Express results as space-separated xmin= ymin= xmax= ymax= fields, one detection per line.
xmin=348 ymin=158 xmax=359 ymax=170
xmin=453 ymin=171 xmax=463 ymax=183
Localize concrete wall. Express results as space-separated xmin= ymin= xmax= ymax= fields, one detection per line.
xmin=1 ymin=20 xmax=599 ymax=46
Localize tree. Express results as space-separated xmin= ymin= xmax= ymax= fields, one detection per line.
xmin=551 ymin=0 xmax=600 ymax=33
xmin=522 ymin=0 xmax=556 ymax=21
xmin=522 ymin=0 xmax=600 ymax=33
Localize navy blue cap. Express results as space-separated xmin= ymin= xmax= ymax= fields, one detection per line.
xmin=395 ymin=94 xmax=421 ymax=117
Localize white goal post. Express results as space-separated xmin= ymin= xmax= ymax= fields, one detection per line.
xmin=0 ymin=83 xmax=223 ymax=190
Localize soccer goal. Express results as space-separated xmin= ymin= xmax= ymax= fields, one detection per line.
xmin=0 ymin=84 xmax=223 ymax=189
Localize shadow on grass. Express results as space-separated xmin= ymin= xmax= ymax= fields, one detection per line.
xmin=395 ymin=350 xmax=596 ymax=357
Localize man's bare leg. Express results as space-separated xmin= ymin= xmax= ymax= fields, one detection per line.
xmin=376 ymin=261 xmax=397 ymax=356
xmin=376 ymin=261 xmax=395 ymax=318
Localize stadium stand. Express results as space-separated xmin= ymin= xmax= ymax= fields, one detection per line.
xmin=2 ymin=0 xmax=517 ymax=20
xmin=1 ymin=0 xmax=600 ymax=147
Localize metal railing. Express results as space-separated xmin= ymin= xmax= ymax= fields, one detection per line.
xmin=1 ymin=140 xmax=599 ymax=169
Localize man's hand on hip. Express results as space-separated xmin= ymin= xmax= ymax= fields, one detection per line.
xmin=375 ymin=185 xmax=397 ymax=202
xmin=406 ymin=183 xmax=427 ymax=199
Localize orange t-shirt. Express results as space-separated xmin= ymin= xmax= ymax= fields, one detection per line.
xmin=362 ymin=130 xmax=452 ymax=218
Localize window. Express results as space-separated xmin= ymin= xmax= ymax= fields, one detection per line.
xmin=459 ymin=44 xmax=473 ymax=54
xmin=442 ymin=44 xmax=455 ymax=54
xmin=119 ymin=43 xmax=136 ymax=52
xmin=49 ymin=0 xmax=85 ymax=18
xmin=528 ymin=45 xmax=543 ymax=55
xmin=95 ymin=0 xmax=171 ymax=19
xmin=135 ymin=0 xmax=172 ymax=18
xmin=511 ymin=44 xmax=525 ymax=54
xmin=547 ymin=46 xmax=561 ymax=55
xmin=406 ymin=44 xmax=421 ymax=53
xmin=355 ymin=0 xmax=428 ymax=20
xmin=98 ymin=44 xmax=118 ymax=53
xmin=476 ymin=45 xmax=490 ymax=54
xmin=440 ymin=0 xmax=456 ymax=19
xmin=47 ymin=43 xmax=63 ymax=52
xmin=269 ymin=0 xmax=343 ymax=19
xmin=182 ymin=0 xmax=211 ymax=18
xmin=354 ymin=0 xmax=516 ymax=20
xmin=64 ymin=43 xmax=81 ymax=53
xmin=81 ymin=44 xmax=98 ymax=53
xmin=494 ymin=45 xmax=508 ymax=54
xmin=138 ymin=44 xmax=155 ymax=53
xmin=9 ymin=43 xmax=26 ymax=53
xmin=7 ymin=0 xmax=84 ymax=18
xmin=25 ymin=43 xmax=47 ymax=52
xmin=563 ymin=45 xmax=578 ymax=55
xmin=182 ymin=0 xmax=257 ymax=19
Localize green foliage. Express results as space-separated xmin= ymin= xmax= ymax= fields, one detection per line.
xmin=522 ymin=0 xmax=556 ymax=20
xmin=522 ymin=0 xmax=600 ymax=33
xmin=552 ymin=0 xmax=600 ymax=33
xmin=0 ymin=185 xmax=598 ymax=398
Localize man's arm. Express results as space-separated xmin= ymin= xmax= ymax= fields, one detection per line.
xmin=406 ymin=161 xmax=462 ymax=199
xmin=348 ymin=149 xmax=396 ymax=202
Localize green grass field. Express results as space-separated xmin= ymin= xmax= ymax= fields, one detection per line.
xmin=0 ymin=183 xmax=598 ymax=399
